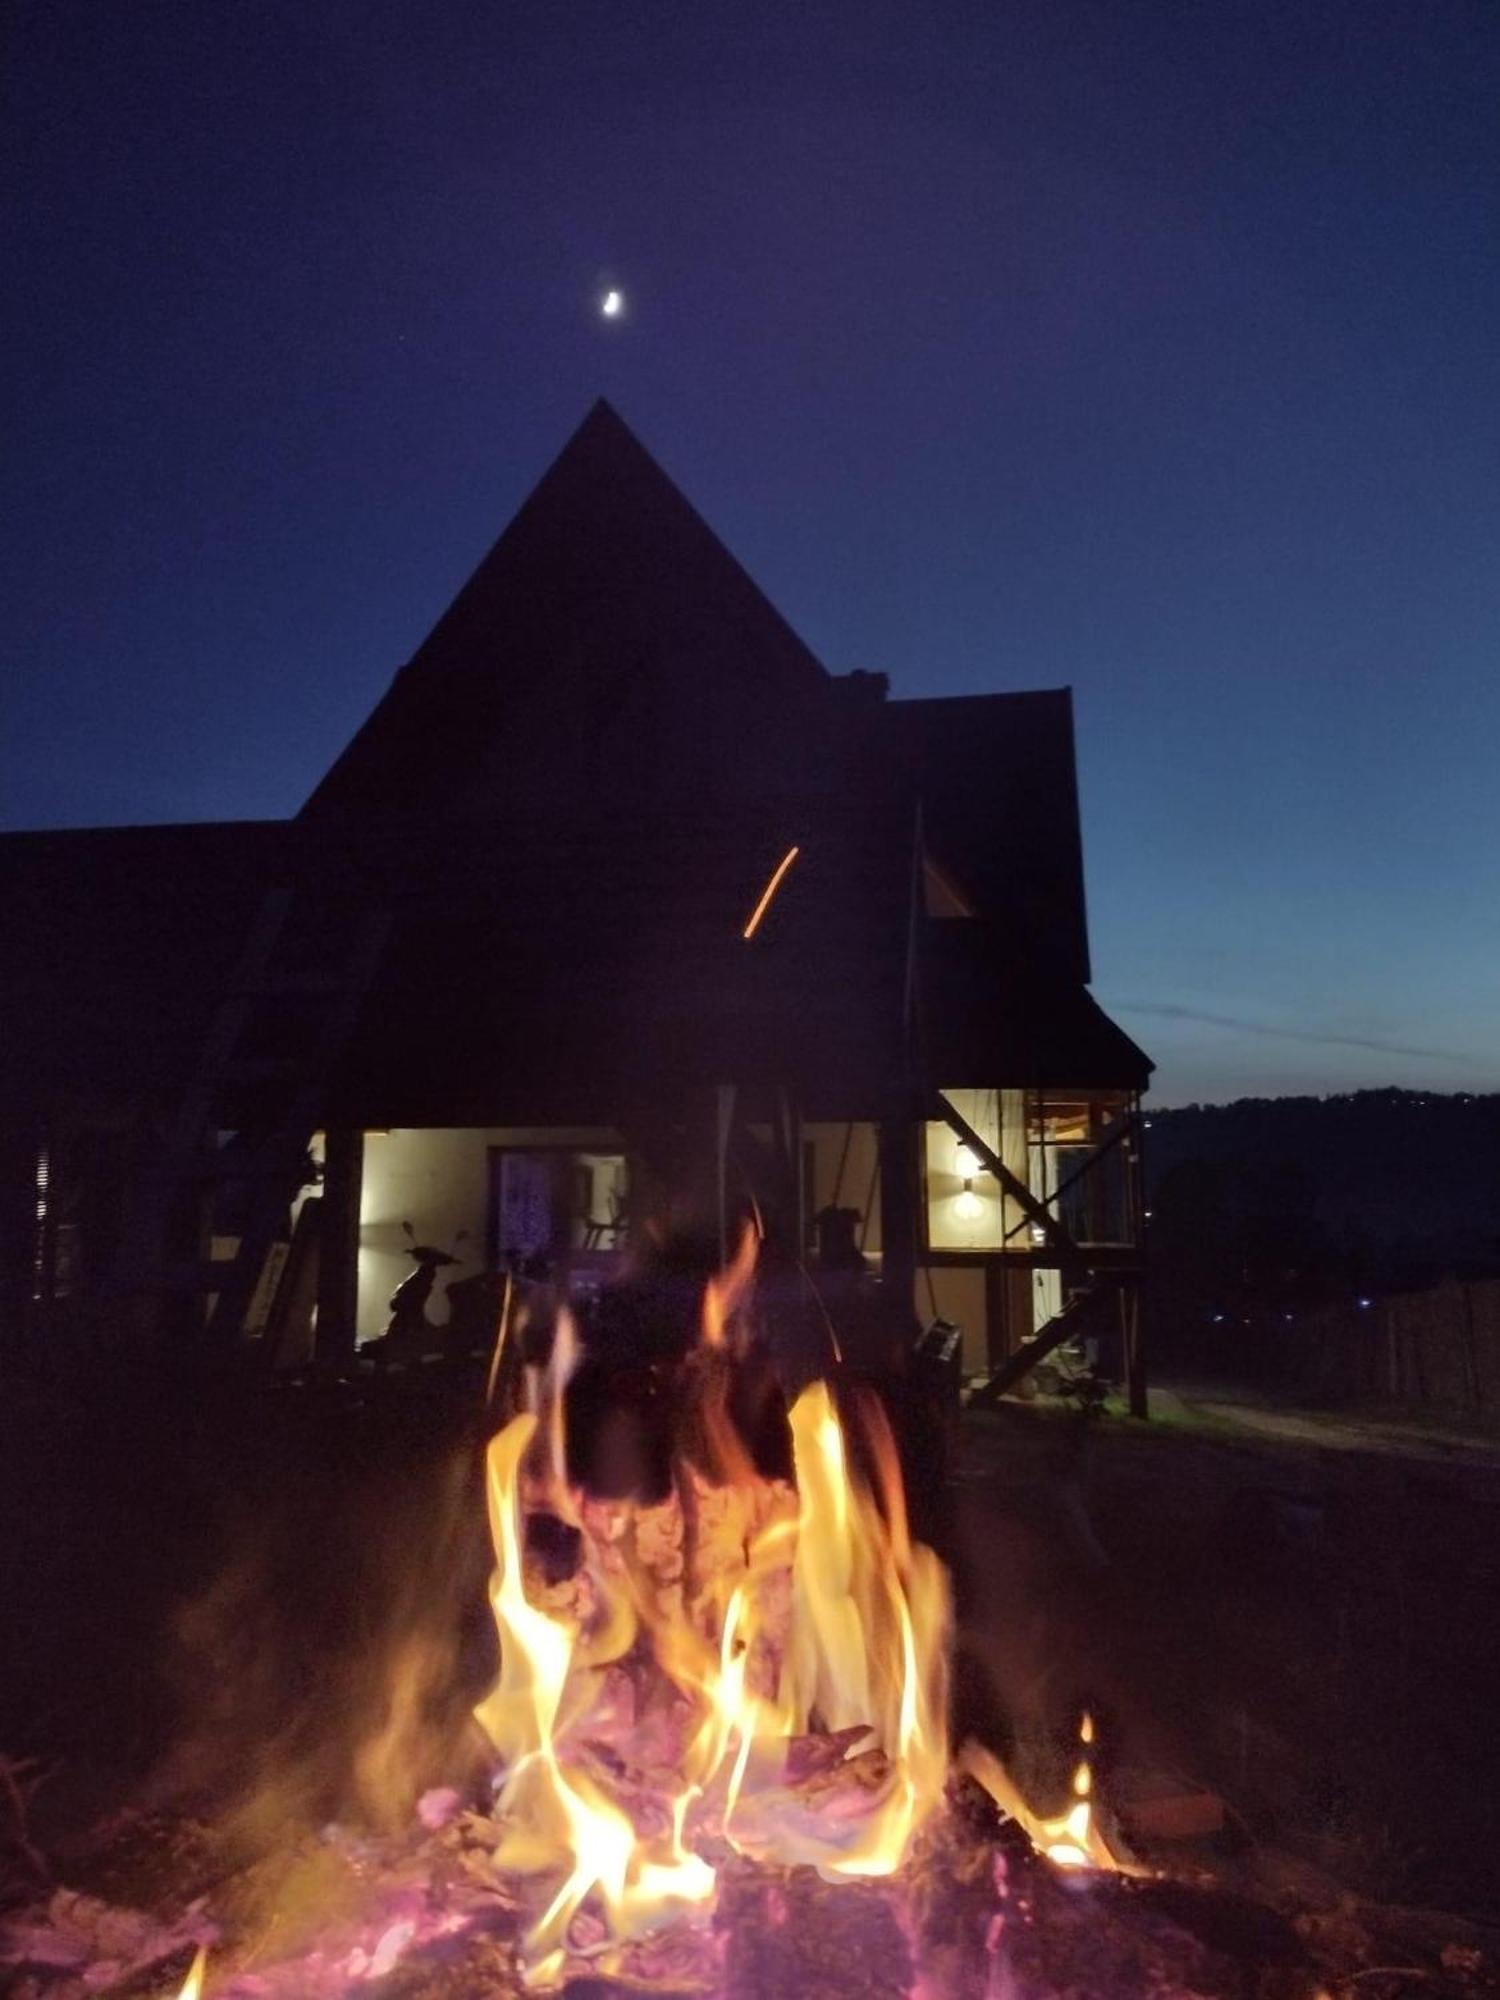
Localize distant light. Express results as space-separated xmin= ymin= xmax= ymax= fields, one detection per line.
xmin=601 ymin=288 xmax=625 ymax=318
xmin=1211 ymin=1313 xmax=1225 ymax=1324
xmin=1357 ymin=1296 xmax=1374 ymax=1309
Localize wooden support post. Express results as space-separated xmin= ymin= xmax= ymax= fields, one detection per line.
xmin=1122 ymin=1093 xmax=1149 ymax=1418
xmin=878 ymin=1116 xmax=920 ymax=1334
xmin=1123 ymin=1282 xmax=1148 ymax=1418
xmin=777 ymin=1087 xmax=802 ymax=1247
xmin=0 ymin=1109 xmax=41 ymax=1361
xmin=316 ymin=1127 xmax=364 ymax=1364
xmin=714 ymin=1085 xmax=737 ymax=1263
xmin=983 ymin=1260 xmax=1009 ymax=1374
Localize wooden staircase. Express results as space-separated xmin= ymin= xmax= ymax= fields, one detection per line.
xmin=965 ymin=1278 xmax=1122 ymax=1408
xmin=113 ymin=890 xmax=389 ymax=1345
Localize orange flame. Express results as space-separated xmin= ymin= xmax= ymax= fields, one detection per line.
xmin=702 ymin=1216 xmax=759 ymax=1349
xmin=773 ymin=1381 xmax=950 ymax=1875
xmin=960 ymin=1710 xmax=1124 ymax=1874
xmin=472 ymin=1229 xmax=1119 ymax=1977
xmin=475 ymin=1412 xmax=714 ymax=1968
xmin=174 ymin=1947 xmax=207 ymax=1999
xmin=472 ymin=1228 xmax=960 ymax=1973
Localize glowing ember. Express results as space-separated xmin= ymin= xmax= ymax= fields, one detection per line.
xmin=741 ymin=843 xmax=801 ymax=938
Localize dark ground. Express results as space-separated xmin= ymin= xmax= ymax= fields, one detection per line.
xmin=1 ymin=1355 xmax=1496 ymax=1928
xmin=951 ymin=1400 xmax=1500 ymax=1924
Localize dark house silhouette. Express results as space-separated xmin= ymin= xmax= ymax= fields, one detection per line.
xmin=0 ymin=402 xmax=1150 ymax=1398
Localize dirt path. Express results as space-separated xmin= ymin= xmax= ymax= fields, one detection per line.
xmin=1164 ymin=1387 xmax=1500 ymax=1467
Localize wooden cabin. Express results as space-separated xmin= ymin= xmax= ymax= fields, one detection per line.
xmin=0 ymin=402 xmax=1151 ymax=1402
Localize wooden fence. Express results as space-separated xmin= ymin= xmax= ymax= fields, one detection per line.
xmin=1296 ymin=1279 xmax=1500 ymax=1419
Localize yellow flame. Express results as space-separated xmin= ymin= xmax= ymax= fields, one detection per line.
xmin=473 ymin=1230 xmax=959 ymax=1972
xmin=741 ymin=844 xmax=801 ymax=939
xmin=475 ymin=1411 xmax=715 ymax=1968
xmin=693 ymin=1218 xmax=764 ymax=1485
xmin=702 ymin=1216 xmax=759 ymax=1349
xmin=175 ymin=1947 xmax=207 ymax=2000
xmin=960 ymin=1709 xmax=1124 ymax=1874
xmin=776 ymin=1383 xmax=950 ymax=1875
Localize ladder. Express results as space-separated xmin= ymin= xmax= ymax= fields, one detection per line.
xmin=114 ymin=888 xmax=390 ymax=1345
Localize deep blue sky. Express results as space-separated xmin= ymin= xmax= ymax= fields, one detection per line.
xmin=4 ymin=1 xmax=1497 ymax=1105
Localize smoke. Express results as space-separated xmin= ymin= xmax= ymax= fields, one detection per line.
xmin=161 ymin=1437 xmax=495 ymax=1858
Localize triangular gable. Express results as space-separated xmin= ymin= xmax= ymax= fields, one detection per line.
xmin=303 ymin=400 xmax=832 ymax=823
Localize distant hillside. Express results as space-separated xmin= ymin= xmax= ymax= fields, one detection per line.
xmin=1144 ymin=1088 xmax=1500 ymax=1294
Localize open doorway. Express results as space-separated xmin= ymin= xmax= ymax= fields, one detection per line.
xmin=490 ymin=1145 xmax=629 ymax=1277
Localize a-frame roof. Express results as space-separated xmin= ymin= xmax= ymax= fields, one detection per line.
xmin=303 ymin=399 xmax=834 ymax=823
xmin=0 ymin=401 xmax=1151 ymax=1117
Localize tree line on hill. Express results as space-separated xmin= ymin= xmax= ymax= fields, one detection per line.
xmin=1140 ymin=1088 xmax=1500 ymax=1379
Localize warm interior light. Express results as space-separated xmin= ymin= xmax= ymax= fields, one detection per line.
xmin=954 ymin=1184 xmax=983 ymax=1220
xmin=954 ymin=1140 xmax=981 ymax=1176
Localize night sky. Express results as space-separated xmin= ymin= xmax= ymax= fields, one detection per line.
xmin=4 ymin=1 xmax=1497 ymax=1105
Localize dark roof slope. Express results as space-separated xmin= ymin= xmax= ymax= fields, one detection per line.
xmin=0 ymin=803 xmax=921 ymax=1122
xmin=303 ymin=400 xmax=833 ymax=824
xmin=920 ymin=923 xmax=1152 ymax=1091
xmin=0 ymin=822 xmax=287 ymax=1097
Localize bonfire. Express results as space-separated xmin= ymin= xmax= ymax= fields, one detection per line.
xmin=1 ymin=1233 xmax=1494 ymax=1998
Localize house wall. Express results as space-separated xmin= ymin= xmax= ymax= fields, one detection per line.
xmin=358 ymin=1117 xmax=1062 ymax=1371
xmin=802 ymin=1120 xmax=989 ymax=1374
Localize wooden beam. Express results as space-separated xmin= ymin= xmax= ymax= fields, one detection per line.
xmin=715 ymin=1084 xmax=737 ymax=1263
xmin=316 ymin=1127 xmax=364 ymax=1364
xmin=0 ymin=1110 xmax=41 ymax=1359
xmin=1123 ymin=1091 xmax=1149 ymax=1417
xmin=999 ymin=1105 xmax=1137 ymax=1248
xmin=921 ymin=1245 xmax=1141 ymax=1273
xmin=878 ymin=1117 xmax=920 ymax=1332
xmin=1122 ymin=1281 xmax=1148 ymax=1418
xmin=983 ymin=1260 xmax=1009 ymax=1374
